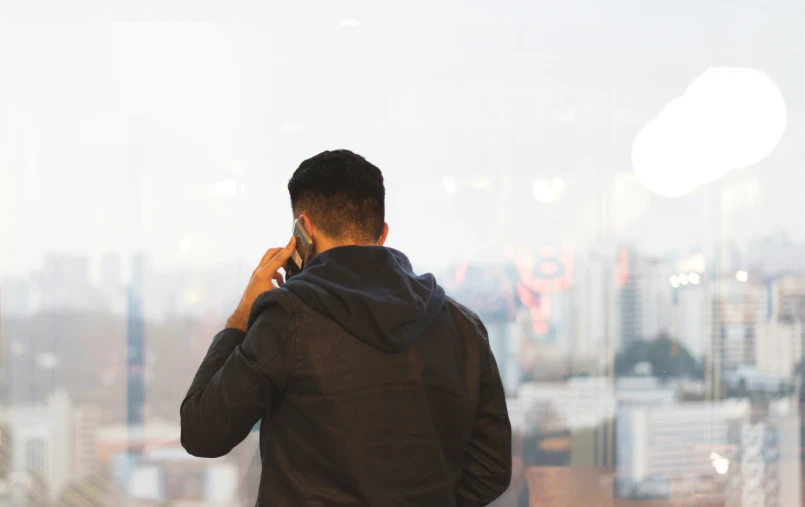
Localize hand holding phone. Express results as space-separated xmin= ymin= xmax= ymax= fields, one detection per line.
xmin=286 ymin=219 xmax=314 ymax=278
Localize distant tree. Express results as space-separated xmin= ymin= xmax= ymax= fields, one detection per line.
xmin=614 ymin=334 xmax=701 ymax=379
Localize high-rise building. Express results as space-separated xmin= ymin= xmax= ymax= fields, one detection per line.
xmin=7 ymin=390 xmax=74 ymax=501
xmin=614 ymin=246 xmax=673 ymax=351
xmin=755 ymin=320 xmax=803 ymax=379
xmin=765 ymin=274 xmax=805 ymax=323
xmin=616 ymin=399 xmax=750 ymax=501
xmin=72 ymin=405 xmax=102 ymax=479
xmin=709 ymin=278 xmax=764 ymax=370
xmin=640 ymin=257 xmax=674 ymax=341
xmin=752 ymin=274 xmax=805 ymax=379
xmin=127 ymin=252 xmax=147 ymax=430
xmin=618 ymin=247 xmax=643 ymax=349
xmin=572 ymin=246 xmax=619 ymax=372
xmin=673 ymin=282 xmax=710 ymax=359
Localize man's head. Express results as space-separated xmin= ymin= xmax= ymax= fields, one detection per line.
xmin=288 ymin=150 xmax=388 ymax=252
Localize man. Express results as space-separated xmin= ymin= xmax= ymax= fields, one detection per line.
xmin=181 ymin=150 xmax=512 ymax=506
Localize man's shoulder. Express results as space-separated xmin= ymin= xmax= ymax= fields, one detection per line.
xmin=444 ymin=296 xmax=486 ymax=334
xmin=247 ymin=287 xmax=298 ymax=330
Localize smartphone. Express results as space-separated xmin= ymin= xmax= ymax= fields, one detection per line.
xmin=287 ymin=219 xmax=313 ymax=277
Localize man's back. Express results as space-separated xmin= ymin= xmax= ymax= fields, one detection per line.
xmin=181 ymin=246 xmax=512 ymax=506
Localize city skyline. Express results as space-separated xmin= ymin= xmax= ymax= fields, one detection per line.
xmin=2 ymin=0 xmax=804 ymax=505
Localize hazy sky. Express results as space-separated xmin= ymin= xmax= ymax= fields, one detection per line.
xmin=1 ymin=0 xmax=803 ymax=278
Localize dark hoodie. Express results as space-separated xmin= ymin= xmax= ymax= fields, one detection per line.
xmin=181 ymin=246 xmax=511 ymax=507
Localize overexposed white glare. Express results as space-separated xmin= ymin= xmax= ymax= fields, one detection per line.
xmin=532 ymin=179 xmax=563 ymax=203
xmin=470 ymin=177 xmax=493 ymax=190
xmin=670 ymin=275 xmax=680 ymax=288
xmin=442 ymin=177 xmax=458 ymax=195
xmin=689 ymin=272 xmax=700 ymax=285
xmin=215 ymin=180 xmax=238 ymax=198
xmin=710 ymin=452 xmax=730 ymax=475
xmin=679 ymin=273 xmax=689 ymax=285
xmin=632 ymin=67 xmax=787 ymax=197
xmin=736 ymin=270 xmax=749 ymax=282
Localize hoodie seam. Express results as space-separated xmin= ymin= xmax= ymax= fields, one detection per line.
xmin=280 ymin=289 xmax=313 ymax=505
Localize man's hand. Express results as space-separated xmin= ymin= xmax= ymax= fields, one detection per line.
xmin=226 ymin=236 xmax=296 ymax=332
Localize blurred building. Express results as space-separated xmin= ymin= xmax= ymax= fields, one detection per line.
xmin=72 ymin=405 xmax=102 ymax=479
xmin=572 ymin=246 xmax=620 ymax=372
xmin=0 ymin=278 xmax=32 ymax=318
xmin=725 ymin=412 xmax=801 ymax=507
xmin=96 ymin=422 xmax=180 ymax=465
xmin=518 ymin=377 xmax=616 ymax=467
xmin=765 ymin=274 xmax=805 ymax=322
xmin=37 ymin=253 xmax=105 ymax=312
xmin=709 ymin=277 xmax=764 ymax=369
xmin=672 ymin=279 xmax=710 ymax=359
xmin=747 ymin=232 xmax=805 ymax=279
xmin=755 ymin=320 xmax=803 ymax=378
xmin=108 ymin=445 xmax=239 ymax=506
xmin=752 ymin=275 xmax=805 ymax=378
xmin=5 ymin=390 xmax=74 ymax=503
xmin=617 ymin=247 xmax=674 ymax=351
xmin=519 ymin=378 xmax=615 ymax=432
xmin=616 ymin=399 xmax=750 ymax=501
xmin=614 ymin=376 xmax=678 ymax=408
xmin=640 ymin=256 xmax=674 ymax=342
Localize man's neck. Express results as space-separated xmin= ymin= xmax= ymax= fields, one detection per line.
xmin=313 ymin=238 xmax=375 ymax=257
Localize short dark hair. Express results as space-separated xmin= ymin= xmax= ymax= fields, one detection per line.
xmin=287 ymin=150 xmax=385 ymax=243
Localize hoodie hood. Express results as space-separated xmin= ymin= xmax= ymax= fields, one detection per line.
xmin=281 ymin=246 xmax=445 ymax=353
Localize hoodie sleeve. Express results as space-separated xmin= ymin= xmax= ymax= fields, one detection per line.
xmin=457 ymin=316 xmax=513 ymax=507
xmin=180 ymin=295 xmax=295 ymax=458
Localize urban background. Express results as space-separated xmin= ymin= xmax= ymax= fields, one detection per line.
xmin=1 ymin=1 xmax=804 ymax=506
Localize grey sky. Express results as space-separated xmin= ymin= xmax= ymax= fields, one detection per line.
xmin=1 ymin=0 xmax=803 ymax=278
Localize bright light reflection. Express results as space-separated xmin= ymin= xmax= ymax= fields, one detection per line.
xmin=215 ymin=180 xmax=238 ymax=197
xmin=471 ymin=177 xmax=493 ymax=190
xmin=442 ymin=177 xmax=458 ymax=195
xmin=710 ymin=452 xmax=730 ymax=475
xmin=533 ymin=179 xmax=563 ymax=203
xmin=632 ymin=67 xmax=786 ymax=197
xmin=689 ymin=272 xmax=700 ymax=285
xmin=736 ymin=270 xmax=749 ymax=283
xmin=679 ymin=273 xmax=689 ymax=285
xmin=551 ymin=177 xmax=565 ymax=190
xmin=670 ymin=275 xmax=680 ymax=288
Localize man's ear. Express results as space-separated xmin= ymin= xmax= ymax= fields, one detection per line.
xmin=377 ymin=223 xmax=390 ymax=246
xmin=299 ymin=214 xmax=314 ymax=237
